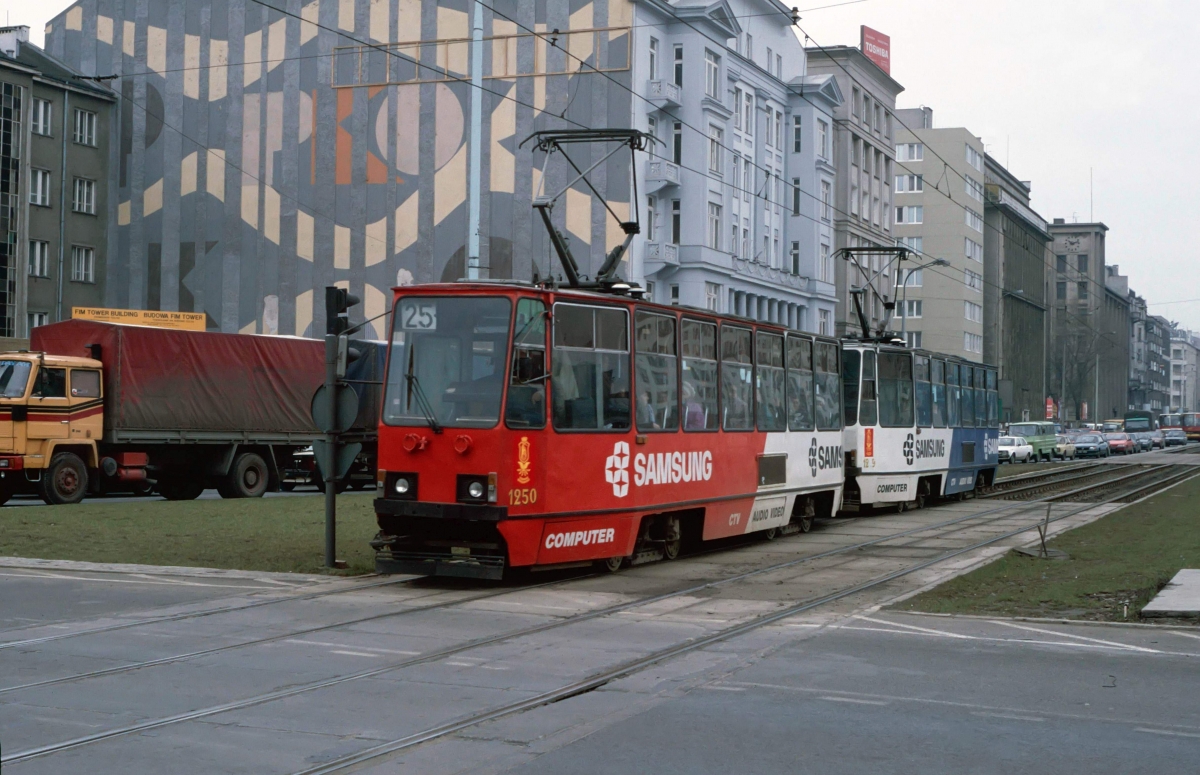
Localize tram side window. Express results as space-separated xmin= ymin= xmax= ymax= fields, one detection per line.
xmin=931 ymin=359 xmax=946 ymax=428
xmin=551 ymin=304 xmax=631 ymax=431
xmin=681 ymin=319 xmax=719 ymax=431
xmin=946 ymin=363 xmax=960 ymax=427
xmin=635 ymin=311 xmax=679 ymax=432
xmin=961 ymin=366 xmax=975 ymax=428
xmin=915 ymin=355 xmax=932 ymax=428
xmin=859 ymin=350 xmax=878 ymax=426
xmin=721 ymin=326 xmax=754 ymax=431
xmin=756 ymin=332 xmax=786 ymax=432
xmin=815 ymin=342 xmax=842 ymax=431
xmin=878 ymin=351 xmax=914 ymax=427
xmin=842 ymin=349 xmax=861 ymax=427
xmin=506 ymin=298 xmax=547 ymax=428
xmin=786 ymin=336 xmax=815 ymax=432
xmin=987 ymin=369 xmax=999 ymax=428
xmin=974 ymin=367 xmax=987 ymax=428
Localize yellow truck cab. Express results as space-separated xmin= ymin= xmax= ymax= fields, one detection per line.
xmin=0 ymin=352 xmax=105 ymax=505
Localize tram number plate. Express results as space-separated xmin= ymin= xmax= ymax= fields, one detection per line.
xmin=509 ymin=488 xmax=538 ymax=505
xmin=400 ymin=300 xmax=437 ymax=330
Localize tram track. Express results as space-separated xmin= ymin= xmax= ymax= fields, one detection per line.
xmin=6 ymin=472 xmax=1188 ymax=769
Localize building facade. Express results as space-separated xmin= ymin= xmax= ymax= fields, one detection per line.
xmin=0 ymin=26 xmax=111 ymax=338
xmin=983 ymin=154 xmax=1050 ymax=423
xmin=1127 ymin=292 xmax=1169 ymax=413
xmin=1047 ymin=220 xmax=1128 ymax=423
xmin=633 ymin=0 xmax=838 ymax=332
xmin=1170 ymin=329 xmax=1200 ymax=413
xmin=806 ymin=45 xmax=902 ymax=337
xmin=890 ymin=107 xmax=988 ymax=360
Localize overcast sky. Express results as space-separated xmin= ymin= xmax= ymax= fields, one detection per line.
xmin=7 ymin=0 xmax=1199 ymax=330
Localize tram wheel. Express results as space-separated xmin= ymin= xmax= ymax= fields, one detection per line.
xmin=599 ymin=556 xmax=624 ymax=573
xmin=763 ymin=527 xmax=779 ymax=541
xmin=796 ymin=498 xmax=816 ymax=533
xmin=663 ymin=515 xmax=683 ymax=559
xmin=915 ymin=481 xmax=931 ymax=510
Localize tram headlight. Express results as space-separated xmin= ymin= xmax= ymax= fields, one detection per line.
xmin=385 ymin=472 xmax=418 ymax=500
xmin=394 ymin=477 xmax=410 ymax=495
xmin=457 ymin=474 xmax=490 ymax=504
xmin=467 ymin=481 xmax=485 ymax=499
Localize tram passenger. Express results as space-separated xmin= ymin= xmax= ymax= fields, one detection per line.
xmin=637 ymin=390 xmax=661 ymax=430
xmin=683 ymin=382 xmax=706 ymax=430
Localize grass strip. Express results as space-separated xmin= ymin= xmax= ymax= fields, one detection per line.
xmin=895 ymin=473 xmax=1200 ymax=621
xmin=0 ymin=493 xmax=379 ymax=575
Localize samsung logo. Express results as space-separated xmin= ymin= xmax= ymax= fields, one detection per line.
xmin=915 ymin=439 xmax=946 ymax=460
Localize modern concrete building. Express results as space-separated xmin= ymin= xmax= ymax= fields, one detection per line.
xmin=983 ymin=154 xmax=1051 ymax=423
xmin=1047 ymin=219 xmax=1128 ymax=423
xmin=634 ymin=0 xmax=839 ymax=332
xmin=890 ymin=107 xmax=988 ymax=360
xmin=1170 ymin=328 xmax=1200 ymax=413
xmin=806 ymin=44 xmax=903 ymax=337
xmin=1127 ymin=292 xmax=1169 ymax=413
xmin=0 ymin=25 xmax=112 ymax=338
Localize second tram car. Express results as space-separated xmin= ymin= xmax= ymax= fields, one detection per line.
xmin=840 ymin=342 xmax=999 ymax=511
xmin=371 ymin=283 xmax=846 ymax=579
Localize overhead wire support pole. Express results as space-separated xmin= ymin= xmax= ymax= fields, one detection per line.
xmin=466 ymin=0 xmax=484 ymax=280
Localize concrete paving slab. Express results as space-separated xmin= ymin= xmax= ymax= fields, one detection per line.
xmin=1142 ymin=569 xmax=1200 ymax=617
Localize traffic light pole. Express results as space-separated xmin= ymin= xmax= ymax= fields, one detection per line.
xmin=324 ymin=333 xmax=338 ymax=569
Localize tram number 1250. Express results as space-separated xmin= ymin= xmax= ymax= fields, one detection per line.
xmin=508 ymin=488 xmax=538 ymax=505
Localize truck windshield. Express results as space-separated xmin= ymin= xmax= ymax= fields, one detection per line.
xmin=0 ymin=360 xmax=31 ymax=398
xmin=383 ymin=296 xmax=512 ymax=429
xmin=1008 ymin=424 xmax=1037 ymax=437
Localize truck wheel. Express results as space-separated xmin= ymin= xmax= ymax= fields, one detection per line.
xmin=220 ymin=453 xmax=269 ymax=499
xmin=40 ymin=452 xmax=89 ymax=505
xmin=159 ymin=474 xmax=206 ymax=501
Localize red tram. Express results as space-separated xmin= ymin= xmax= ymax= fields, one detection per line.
xmin=371 ymin=283 xmax=845 ymax=579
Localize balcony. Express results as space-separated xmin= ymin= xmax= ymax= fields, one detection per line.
xmin=644 ymin=159 xmax=680 ymax=192
xmin=643 ymin=242 xmax=679 ymax=274
xmin=646 ymin=79 xmax=681 ymax=108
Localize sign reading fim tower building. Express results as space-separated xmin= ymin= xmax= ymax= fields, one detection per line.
xmin=44 ymin=0 xmax=635 ymax=337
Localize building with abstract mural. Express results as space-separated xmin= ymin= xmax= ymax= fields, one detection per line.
xmin=45 ymin=0 xmax=838 ymax=337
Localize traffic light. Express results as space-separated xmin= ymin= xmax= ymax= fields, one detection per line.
xmin=325 ymin=286 xmax=361 ymax=336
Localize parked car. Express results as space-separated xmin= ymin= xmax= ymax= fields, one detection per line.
xmin=1073 ymin=434 xmax=1111 ymax=458
xmin=1165 ymin=429 xmax=1189 ymax=447
xmin=998 ymin=436 xmax=1035 ymax=463
xmin=1104 ymin=432 xmax=1136 ymax=455
xmin=1055 ymin=435 xmax=1076 ymax=460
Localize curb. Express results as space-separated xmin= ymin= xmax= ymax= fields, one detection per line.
xmin=0 ymin=556 xmax=375 ymax=584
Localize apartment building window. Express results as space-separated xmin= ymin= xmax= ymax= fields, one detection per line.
xmin=905 ymin=331 xmax=922 ymax=348
xmin=895 ymin=174 xmax=923 ymax=192
xmin=965 ymin=144 xmax=983 ymax=171
xmin=73 ymin=178 xmax=96 ymax=214
xmin=819 ymin=309 xmax=831 ymax=336
xmin=71 ymin=245 xmax=96 ymax=282
xmin=733 ymin=156 xmax=742 ymax=196
xmin=30 ymin=168 xmax=51 ymax=206
xmin=742 ymin=223 xmax=750 ymax=260
xmin=1056 ymin=254 xmax=1067 ymax=272
xmin=966 ymin=177 xmax=984 ymax=202
xmin=32 ymin=98 xmax=52 ymax=136
xmin=901 ymin=300 xmax=922 ymax=318
xmin=29 ymin=240 xmax=50 ymax=277
xmin=1077 ymin=254 xmax=1089 ymax=273
xmin=745 ymin=33 xmax=753 ymax=60
xmin=965 ymin=238 xmax=983 ymax=262
xmin=1078 ymin=281 xmax=1088 ymax=300
xmin=28 ymin=312 xmax=49 ymax=330
xmin=895 ymin=205 xmax=923 ymax=224
xmin=671 ymin=200 xmax=681 ymax=244
xmin=766 ymin=47 xmax=773 ymax=75
xmin=964 ymin=301 xmax=983 ymax=323
xmin=821 ymin=180 xmax=832 ymax=221
xmin=730 ymin=223 xmax=738 ymax=256
xmin=776 ymin=53 xmax=782 ymax=79
xmin=897 ymin=236 xmax=923 ymax=253
xmin=773 ymin=231 xmax=780 ymax=266
xmin=789 ymin=241 xmax=800 ymax=275
xmin=670 ymin=284 xmax=680 ymax=305
xmin=817 ymin=120 xmax=828 ymax=159
xmin=851 ymin=87 xmax=860 ymax=117
xmin=649 ymin=37 xmax=659 ymax=80
xmin=646 ymin=117 xmax=657 ymax=158
xmin=672 ymin=122 xmax=682 ymax=164
xmin=673 ymin=44 xmax=683 ymax=87
xmin=707 ymin=202 xmax=722 ymax=250
xmin=964 ymin=332 xmax=983 ymax=353
xmin=73 ymin=108 xmax=97 ymax=146
xmin=773 ymin=110 xmax=783 ymax=149
xmin=820 ymin=244 xmax=831 ymax=283
xmin=708 ymin=125 xmax=723 ymax=173
xmin=733 ymin=88 xmax=743 ymax=129
xmin=792 ymin=177 xmax=801 ymax=215
xmin=705 ymin=282 xmax=720 ymax=312
xmin=645 ymin=281 xmax=656 ymax=301
xmin=964 ymin=268 xmax=983 ymax=292
xmin=896 ymin=143 xmax=923 ymax=161
xmin=742 ymin=160 xmax=751 ymax=202
xmin=1055 ymin=281 xmax=1066 ymax=300
xmin=901 ymin=268 xmax=923 ymax=287
xmin=965 ymin=209 xmax=983 ymax=232
xmin=646 ymin=195 xmax=657 ymax=241
xmin=704 ymin=50 xmax=720 ymax=98
xmin=792 ymin=115 xmax=803 ymax=153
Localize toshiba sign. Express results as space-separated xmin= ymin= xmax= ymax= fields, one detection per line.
xmin=860 ymin=26 xmax=890 ymax=75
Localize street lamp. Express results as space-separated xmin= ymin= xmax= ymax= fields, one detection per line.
xmin=899 ymin=258 xmax=950 ymax=341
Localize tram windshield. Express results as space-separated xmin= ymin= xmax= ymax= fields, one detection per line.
xmin=384 ymin=296 xmax=512 ymax=429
